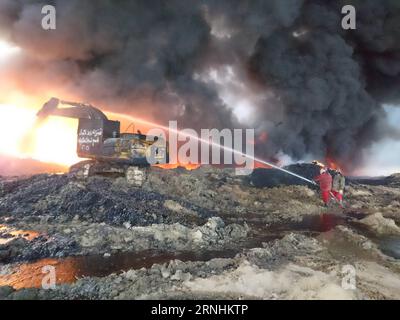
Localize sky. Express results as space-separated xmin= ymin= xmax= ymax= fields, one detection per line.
xmin=357 ymin=105 xmax=400 ymax=176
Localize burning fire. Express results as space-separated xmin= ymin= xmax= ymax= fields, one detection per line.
xmin=313 ymin=158 xmax=343 ymax=173
xmin=0 ymin=103 xmax=79 ymax=166
xmin=0 ymin=100 xmax=203 ymax=171
xmin=0 ymin=224 xmax=40 ymax=245
xmin=312 ymin=160 xmax=326 ymax=168
xmin=254 ymin=161 xmax=273 ymax=169
xmin=325 ymin=157 xmax=340 ymax=171
xmin=156 ymin=163 xmax=200 ymax=170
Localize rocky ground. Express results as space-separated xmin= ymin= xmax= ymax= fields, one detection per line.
xmin=0 ymin=165 xmax=399 ymax=300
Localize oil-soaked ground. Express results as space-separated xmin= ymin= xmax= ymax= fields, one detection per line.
xmin=0 ymin=167 xmax=400 ymax=299
xmin=1 ymin=212 xmax=399 ymax=292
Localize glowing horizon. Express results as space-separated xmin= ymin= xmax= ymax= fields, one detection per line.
xmin=0 ymin=40 xmax=20 ymax=60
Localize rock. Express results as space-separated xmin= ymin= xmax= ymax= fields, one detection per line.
xmin=81 ymin=228 xmax=106 ymax=248
xmin=0 ymin=286 xmax=14 ymax=299
xmin=11 ymin=288 xmax=38 ymax=300
xmin=195 ymin=217 xmax=225 ymax=243
xmin=160 ymin=265 xmax=170 ymax=279
xmin=304 ymin=188 xmax=316 ymax=197
xmin=124 ymin=270 xmax=137 ymax=280
xmin=360 ymin=212 xmax=400 ymax=235
xmin=164 ymin=200 xmax=184 ymax=213
xmin=192 ymin=230 xmax=203 ymax=243
xmin=126 ymin=167 xmax=146 ymax=186
xmin=204 ymin=217 xmax=225 ymax=230
xmin=224 ymin=223 xmax=249 ymax=239
xmin=171 ymin=270 xmax=191 ymax=281
xmin=123 ymin=222 xmax=132 ymax=229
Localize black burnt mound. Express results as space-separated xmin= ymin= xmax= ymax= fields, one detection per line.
xmin=348 ymin=173 xmax=400 ymax=187
xmin=0 ymin=174 xmax=213 ymax=227
xmin=249 ymin=164 xmax=321 ymax=188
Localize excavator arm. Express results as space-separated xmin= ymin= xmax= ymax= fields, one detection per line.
xmin=37 ymin=97 xmax=108 ymax=121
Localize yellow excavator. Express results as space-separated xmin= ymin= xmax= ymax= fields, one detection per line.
xmin=37 ymin=98 xmax=169 ymax=185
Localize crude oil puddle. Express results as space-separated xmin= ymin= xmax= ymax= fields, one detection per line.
xmin=245 ymin=212 xmax=365 ymax=241
xmin=246 ymin=212 xmax=399 ymax=260
xmin=0 ymin=249 xmax=237 ymax=290
xmin=288 ymin=213 xmax=400 ymax=260
xmin=283 ymin=211 xmax=368 ymax=233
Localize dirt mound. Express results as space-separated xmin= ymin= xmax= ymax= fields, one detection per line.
xmin=0 ymin=154 xmax=67 ymax=176
xmin=359 ymin=213 xmax=400 ymax=235
xmin=385 ymin=174 xmax=400 ymax=187
xmin=0 ymin=174 xmax=213 ymax=227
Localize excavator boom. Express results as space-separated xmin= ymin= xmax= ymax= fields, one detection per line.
xmin=37 ymin=98 xmax=108 ymax=120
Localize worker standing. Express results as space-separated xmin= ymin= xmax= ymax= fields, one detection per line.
xmin=314 ymin=167 xmax=333 ymax=206
xmin=332 ymin=169 xmax=345 ymax=205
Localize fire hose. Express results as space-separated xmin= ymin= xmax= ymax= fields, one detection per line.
xmin=273 ymin=167 xmax=343 ymax=208
xmin=114 ymin=113 xmax=344 ymax=207
xmin=254 ymin=163 xmax=344 ymax=208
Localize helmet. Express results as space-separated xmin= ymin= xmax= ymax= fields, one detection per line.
xmin=320 ymin=168 xmax=327 ymax=174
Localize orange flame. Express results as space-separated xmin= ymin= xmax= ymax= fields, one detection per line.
xmin=156 ymin=163 xmax=201 ymax=170
xmin=254 ymin=161 xmax=273 ymax=169
xmin=0 ymin=102 xmax=79 ymax=167
xmin=325 ymin=157 xmax=340 ymax=171
xmin=312 ymin=160 xmax=326 ymax=167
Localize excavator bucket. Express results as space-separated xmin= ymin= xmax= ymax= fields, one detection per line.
xmin=36 ymin=98 xmax=60 ymax=118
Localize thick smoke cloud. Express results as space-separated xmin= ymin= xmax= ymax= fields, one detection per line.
xmin=0 ymin=0 xmax=236 ymax=130
xmin=0 ymin=0 xmax=399 ymax=169
xmin=249 ymin=29 xmax=384 ymax=165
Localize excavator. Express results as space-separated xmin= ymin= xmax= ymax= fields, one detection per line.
xmin=37 ymin=98 xmax=169 ymax=185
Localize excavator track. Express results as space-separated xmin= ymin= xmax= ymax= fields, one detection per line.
xmin=69 ymin=160 xmax=148 ymax=187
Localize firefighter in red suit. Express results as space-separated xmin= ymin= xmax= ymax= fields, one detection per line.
xmin=314 ymin=167 xmax=333 ymax=206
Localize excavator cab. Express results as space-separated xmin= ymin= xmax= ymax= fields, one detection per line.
xmin=77 ymin=118 xmax=121 ymax=158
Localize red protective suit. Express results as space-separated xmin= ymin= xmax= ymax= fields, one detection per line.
xmin=314 ymin=172 xmax=333 ymax=205
xmin=331 ymin=190 xmax=343 ymax=201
